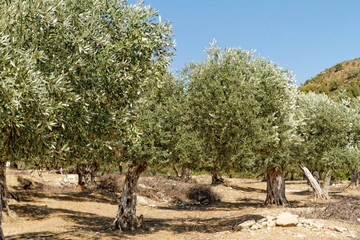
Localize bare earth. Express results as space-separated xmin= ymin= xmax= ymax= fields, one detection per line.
xmin=3 ymin=169 xmax=360 ymax=240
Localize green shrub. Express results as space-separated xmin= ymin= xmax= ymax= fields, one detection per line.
xmin=332 ymin=170 xmax=350 ymax=180
xmin=334 ymin=63 xmax=343 ymax=72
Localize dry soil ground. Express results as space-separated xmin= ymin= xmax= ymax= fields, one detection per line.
xmin=2 ymin=169 xmax=360 ymax=240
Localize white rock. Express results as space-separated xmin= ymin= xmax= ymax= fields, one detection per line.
xmin=257 ymin=218 xmax=267 ymax=224
xmin=294 ymin=234 xmax=306 ymax=238
xmin=349 ymin=231 xmax=357 ymax=238
xmin=299 ymin=218 xmax=313 ymax=226
xmin=235 ymin=220 xmax=256 ymax=231
xmin=138 ymin=183 xmax=152 ymax=189
xmin=309 ymin=220 xmax=324 ymax=230
xmin=266 ymin=215 xmax=276 ymax=221
xmin=137 ymin=196 xmax=148 ymax=205
xmin=260 ymin=221 xmax=268 ymax=227
xmin=250 ymin=223 xmax=261 ymax=230
xmin=276 ymin=212 xmax=299 ymax=227
xmin=267 ymin=220 xmax=276 ymax=227
xmin=357 ymin=218 xmax=360 ymax=224
xmin=334 ymin=226 xmax=347 ymax=232
xmin=327 ymin=225 xmax=337 ymax=231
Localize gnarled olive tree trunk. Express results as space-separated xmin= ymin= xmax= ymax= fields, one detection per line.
xmin=348 ymin=169 xmax=360 ymax=189
xmin=0 ymin=161 xmax=8 ymax=215
xmin=300 ymin=164 xmax=332 ymax=200
xmin=264 ymin=167 xmax=288 ymax=205
xmin=180 ymin=167 xmax=191 ymax=182
xmin=226 ymin=166 xmax=232 ymax=178
xmin=211 ymin=170 xmax=224 ymax=185
xmin=0 ymin=161 xmax=6 ymax=240
xmin=322 ymin=168 xmax=333 ymax=199
xmin=76 ymin=163 xmax=99 ymax=187
xmin=113 ymin=161 xmax=147 ymax=231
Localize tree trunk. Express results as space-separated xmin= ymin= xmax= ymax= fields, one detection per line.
xmin=211 ymin=170 xmax=224 ymax=185
xmin=113 ymin=161 xmax=147 ymax=231
xmin=312 ymin=170 xmax=321 ymax=182
xmin=0 ymin=162 xmax=8 ymax=215
xmin=0 ymin=188 xmax=3 ymax=240
xmin=180 ymin=167 xmax=191 ymax=182
xmin=348 ymin=169 xmax=360 ymax=189
xmin=118 ymin=162 xmax=123 ymax=175
xmin=173 ymin=165 xmax=179 ymax=178
xmin=321 ymin=168 xmax=333 ymax=199
xmin=300 ymin=164 xmax=329 ymax=200
xmin=226 ymin=167 xmax=232 ymax=178
xmin=264 ymin=167 xmax=288 ymax=205
xmin=76 ymin=163 xmax=99 ymax=187
xmin=0 ymin=161 xmax=6 ymax=240
xmin=284 ymin=171 xmax=289 ymax=180
xmin=290 ymin=170 xmax=295 ymax=181
xmin=319 ymin=170 xmax=324 ymax=181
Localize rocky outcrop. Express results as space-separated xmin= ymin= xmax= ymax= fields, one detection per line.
xmin=234 ymin=212 xmax=355 ymax=237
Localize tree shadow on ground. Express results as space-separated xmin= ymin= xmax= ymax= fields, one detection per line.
xmin=224 ymin=185 xmax=266 ymax=194
xmin=7 ymin=230 xmax=127 ymax=240
xmin=331 ymin=192 xmax=360 ymax=201
xmin=7 ymin=204 xmax=124 ymax=240
xmin=287 ymin=190 xmax=311 ymax=196
xmin=7 ymin=202 xmax=265 ymax=239
xmin=145 ymin=213 xmax=265 ymax=234
xmin=10 ymin=204 xmax=114 ymax=226
xmin=156 ymin=197 xmax=267 ymax=212
xmin=12 ymin=188 xmax=117 ymax=205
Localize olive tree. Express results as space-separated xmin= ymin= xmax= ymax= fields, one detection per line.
xmin=0 ymin=1 xmax=80 ymax=238
xmin=184 ymin=42 xmax=299 ymax=204
xmin=140 ymin=75 xmax=204 ymax=180
xmin=296 ymin=92 xmax=360 ymax=199
xmin=346 ymin=97 xmax=360 ymax=188
xmin=0 ymin=0 xmax=174 ymax=234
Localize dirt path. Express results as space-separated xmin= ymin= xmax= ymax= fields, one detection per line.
xmin=3 ymin=169 xmax=360 ymax=239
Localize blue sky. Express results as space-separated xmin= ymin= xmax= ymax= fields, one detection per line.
xmin=142 ymin=0 xmax=360 ymax=86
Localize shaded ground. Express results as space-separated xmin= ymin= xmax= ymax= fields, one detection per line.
xmin=3 ymin=169 xmax=360 ymax=239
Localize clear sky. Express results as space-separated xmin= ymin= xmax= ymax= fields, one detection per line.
xmin=139 ymin=0 xmax=360 ymax=86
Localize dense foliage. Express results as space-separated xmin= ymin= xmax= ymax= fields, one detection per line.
xmin=296 ymin=92 xmax=360 ymax=171
xmin=0 ymin=0 xmax=174 ymax=174
xmin=183 ymin=42 xmax=299 ymax=177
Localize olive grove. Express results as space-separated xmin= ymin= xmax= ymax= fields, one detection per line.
xmin=2 ymin=0 xmax=360 ymax=238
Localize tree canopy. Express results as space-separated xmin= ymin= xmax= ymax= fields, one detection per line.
xmin=183 ymin=42 xmax=299 ymax=177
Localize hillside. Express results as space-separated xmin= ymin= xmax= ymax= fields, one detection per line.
xmin=299 ymin=58 xmax=360 ymax=98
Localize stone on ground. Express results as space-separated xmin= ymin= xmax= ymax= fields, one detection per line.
xmin=235 ymin=219 xmax=256 ymax=231
xmin=137 ymin=195 xmax=148 ymax=205
xmin=275 ymin=212 xmax=299 ymax=227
